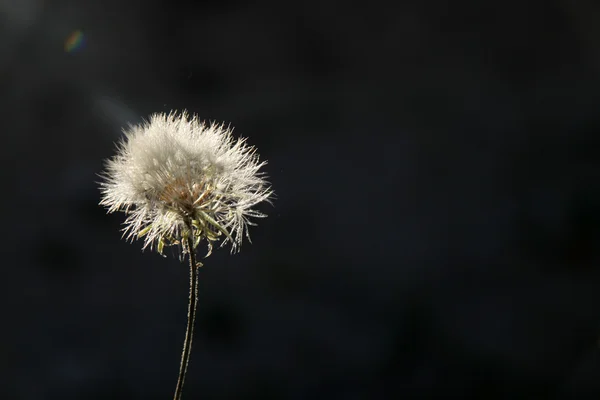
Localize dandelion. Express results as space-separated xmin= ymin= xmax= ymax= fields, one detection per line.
xmin=99 ymin=111 xmax=273 ymax=400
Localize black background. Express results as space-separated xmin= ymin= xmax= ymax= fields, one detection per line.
xmin=3 ymin=0 xmax=600 ymax=399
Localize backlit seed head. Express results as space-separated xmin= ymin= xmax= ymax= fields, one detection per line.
xmin=99 ymin=111 xmax=273 ymax=257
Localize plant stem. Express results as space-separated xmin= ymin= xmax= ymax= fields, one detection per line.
xmin=173 ymin=232 xmax=200 ymax=400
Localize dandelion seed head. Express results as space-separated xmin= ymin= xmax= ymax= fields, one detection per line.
xmin=99 ymin=111 xmax=273 ymax=256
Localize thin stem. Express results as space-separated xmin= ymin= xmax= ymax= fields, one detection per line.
xmin=173 ymin=230 xmax=200 ymax=400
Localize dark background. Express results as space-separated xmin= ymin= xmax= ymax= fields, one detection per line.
xmin=3 ymin=0 xmax=600 ymax=398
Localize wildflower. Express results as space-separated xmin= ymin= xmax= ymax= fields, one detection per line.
xmin=99 ymin=111 xmax=273 ymax=257
xmin=98 ymin=110 xmax=273 ymax=400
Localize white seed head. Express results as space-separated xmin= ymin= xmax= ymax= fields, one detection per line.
xmin=99 ymin=111 xmax=273 ymax=256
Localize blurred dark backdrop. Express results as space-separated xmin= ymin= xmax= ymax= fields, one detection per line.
xmin=3 ymin=0 xmax=600 ymax=399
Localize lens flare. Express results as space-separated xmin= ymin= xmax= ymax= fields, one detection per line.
xmin=64 ymin=30 xmax=85 ymax=52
